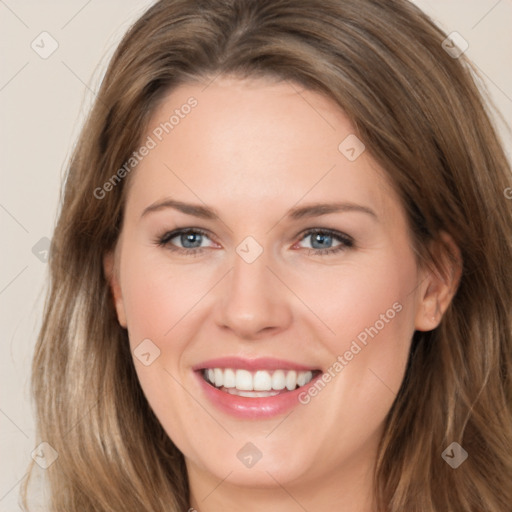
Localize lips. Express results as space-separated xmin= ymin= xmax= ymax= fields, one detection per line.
xmin=193 ymin=357 xmax=322 ymax=418
xmin=193 ymin=356 xmax=319 ymax=372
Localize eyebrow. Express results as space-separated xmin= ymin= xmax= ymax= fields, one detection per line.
xmin=140 ymin=198 xmax=377 ymax=221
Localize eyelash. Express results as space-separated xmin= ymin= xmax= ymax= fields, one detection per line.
xmin=155 ymin=227 xmax=354 ymax=257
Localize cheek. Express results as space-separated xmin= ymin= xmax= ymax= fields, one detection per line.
xmin=304 ymin=251 xmax=416 ymax=386
xmin=118 ymin=248 xmax=207 ymax=448
xmin=299 ymin=252 xmax=417 ymax=354
xmin=119 ymin=247 xmax=208 ymax=346
xmin=314 ymin=252 xmax=417 ymax=422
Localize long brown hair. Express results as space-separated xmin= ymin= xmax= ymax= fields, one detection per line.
xmin=22 ymin=0 xmax=512 ymax=510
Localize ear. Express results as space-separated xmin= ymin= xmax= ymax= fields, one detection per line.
xmin=103 ymin=250 xmax=127 ymax=328
xmin=414 ymin=232 xmax=462 ymax=332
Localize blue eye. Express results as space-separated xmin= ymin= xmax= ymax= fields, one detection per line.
xmin=297 ymin=229 xmax=354 ymax=255
xmin=156 ymin=228 xmax=213 ymax=255
xmin=155 ymin=228 xmax=354 ymax=256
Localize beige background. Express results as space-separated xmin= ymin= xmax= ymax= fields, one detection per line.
xmin=1 ymin=0 xmax=511 ymax=509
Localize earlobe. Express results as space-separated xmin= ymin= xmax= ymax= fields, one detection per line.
xmin=414 ymin=232 xmax=462 ymax=332
xmin=103 ymin=250 xmax=127 ymax=328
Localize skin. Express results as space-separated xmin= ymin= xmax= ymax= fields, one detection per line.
xmin=104 ymin=75 xmax=460 ymax=512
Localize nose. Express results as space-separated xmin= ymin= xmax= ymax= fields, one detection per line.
xmin=215 ymin=247 xmax=293 ymax=340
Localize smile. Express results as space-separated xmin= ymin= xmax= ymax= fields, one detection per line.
xmin=193 ymin=357 xmax=323 ymax=418
xmin=202 ymin=368 xmax=320 ymax=397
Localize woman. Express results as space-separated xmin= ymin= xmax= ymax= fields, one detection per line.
xmin=22 ymin=0 xmax=512 ymax=510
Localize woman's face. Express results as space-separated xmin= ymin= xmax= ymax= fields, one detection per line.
xmin=106 ymin=76 xmax=440 ymax=500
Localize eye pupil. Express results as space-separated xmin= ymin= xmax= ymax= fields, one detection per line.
xmin=311 ymin=233 xmax=332 ymax=249
xmin=182 ymin=232 xmax=202 ymax=248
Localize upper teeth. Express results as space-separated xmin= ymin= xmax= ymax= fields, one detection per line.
xmin=204 ymin=368 xmax=314 ymax=391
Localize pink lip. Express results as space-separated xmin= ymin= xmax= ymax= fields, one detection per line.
xmin=192 ymin=356 xmax=318 ymax=372
xmin=193 ymin=366 xmax=322 ymax=420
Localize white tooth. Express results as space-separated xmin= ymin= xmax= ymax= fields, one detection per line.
xmin=285 ymin=370 xmax=297 ymax=391
xmin=271 ymin=370 xmax=286 ymax=390
xmin=214 ymin=368 xmax=224 ymax=387
xmin=297 ymin=370 xmax=313 ymax=387
xmin=223 ymin=368 xmax=236 ymax=388
xmin=236 ymin=369 xmax=253 ymax=390
xmin=253 ymin=370 xmax=272 ymax=391
xmin=207 ymin=367 xmax=314 ymax=392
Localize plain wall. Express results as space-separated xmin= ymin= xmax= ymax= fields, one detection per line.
xmin=1 ymin=0 xmax=511 ymax=509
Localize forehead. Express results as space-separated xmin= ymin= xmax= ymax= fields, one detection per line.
xmin=124 ymin=76 xmax=398 ymax=222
